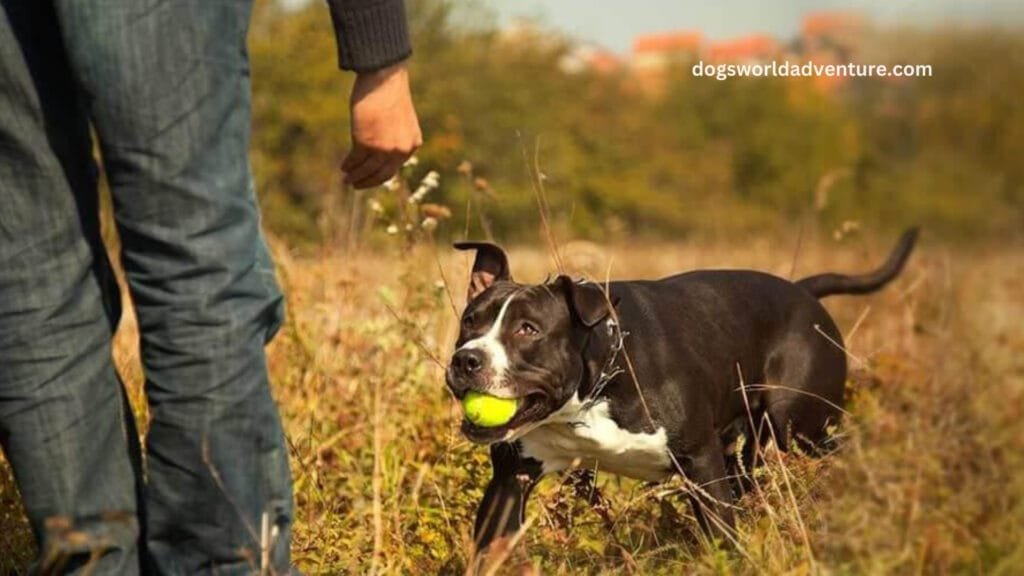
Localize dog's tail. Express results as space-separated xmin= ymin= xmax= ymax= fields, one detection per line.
xmin=797 ymin=228 xmax=919 ymax=299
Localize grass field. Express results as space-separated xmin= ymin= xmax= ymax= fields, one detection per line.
xmin=1 ymin=230 xmax=1022 ymax=574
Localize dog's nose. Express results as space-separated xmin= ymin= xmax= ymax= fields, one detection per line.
xmin=452 ymin=348 xmax=486 ymax=376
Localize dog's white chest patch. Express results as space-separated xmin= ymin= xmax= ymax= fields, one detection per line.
xmin=518 ymin=395 xmax=673 ymax=482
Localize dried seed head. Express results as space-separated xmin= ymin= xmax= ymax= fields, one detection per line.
xmin=420 ymin=203 xmax=452 ymax=219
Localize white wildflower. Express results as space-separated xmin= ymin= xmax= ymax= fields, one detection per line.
xmin=383 ymin=176 xmax=401 ymax=192
xmin=421 ymin=217 xmax=438 ymax=231
xmin=368 ymin=199 xmax=384 ymax=213
xmin=422 ymin=170 xmax=440 ymax=189
xmin=386 ymin=224 xmax=398 ymax=235
xmin=408 ymin=185 xmax=430 ymax=204
xmin=403 ymin=156 xmax=419 ymax=168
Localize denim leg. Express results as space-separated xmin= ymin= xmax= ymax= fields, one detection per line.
xmin=0 ymin=1 xmax=142 ymax=574
xmin=51 ymin=1 xmax=292 ymax=573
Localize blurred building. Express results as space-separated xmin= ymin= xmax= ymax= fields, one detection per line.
xmin=799 ymin=11 xmax=868 ymax=91
xmin=631 ymin=31 xmax=703 ymax=69
xmin=706 ymin=34 xmax=780 ymax=63
xmin=628 ymin=31 xmax=702 ymax=94
xmin=801 ymin=11 xmax=867 ymax=56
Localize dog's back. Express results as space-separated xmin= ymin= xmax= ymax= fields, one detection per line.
xmin=601 ymin=228 xmax=918 ymax=458
xmin=601 ymin=270 xmax=846 ymax=450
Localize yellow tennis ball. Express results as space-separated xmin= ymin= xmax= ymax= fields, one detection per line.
xmin=461 ymin=391 xmax=519 ymax=428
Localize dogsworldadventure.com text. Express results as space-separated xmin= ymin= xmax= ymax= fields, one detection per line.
xmin=693 ymin=60 xmax=933 ymax=80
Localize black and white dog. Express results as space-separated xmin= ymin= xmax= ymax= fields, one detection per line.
xmin=446 ymin=230 xmax=918 ymax=550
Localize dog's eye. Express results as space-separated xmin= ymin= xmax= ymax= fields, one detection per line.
xmin=515 ymin=322 xmax=539 ymax=337
xmin=462 ymin=313 xmax=476 ymax=329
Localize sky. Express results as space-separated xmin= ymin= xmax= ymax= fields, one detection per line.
xmin=485 ymin=0 xmax=1024 ymax=53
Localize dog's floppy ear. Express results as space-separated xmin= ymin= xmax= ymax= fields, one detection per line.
xmin=556 ymin=275 xmax=617 ymax=328
xmin=454 ymin=242 xmax=512 ymax=301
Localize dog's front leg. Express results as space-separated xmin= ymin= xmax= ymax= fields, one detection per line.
xmin=473 ymin=442 xmax=543 ymax=554
xmin=678 ymin=437 xmax=738 ymax=546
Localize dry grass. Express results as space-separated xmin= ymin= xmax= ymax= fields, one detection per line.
xmin=1 ymin=231 xmax=1022 ymax=574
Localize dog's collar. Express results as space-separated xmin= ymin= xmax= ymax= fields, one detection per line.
xmin=580 ymin=317 xmax=627 ymax=409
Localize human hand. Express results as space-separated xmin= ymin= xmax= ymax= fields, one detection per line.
xmin=341 ymin=63 xmax=422 ymax=189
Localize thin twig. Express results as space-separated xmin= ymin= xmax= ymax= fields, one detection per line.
xmin=380 ymin=298 xmax=446 ymax=371
xmin=370 ymin=376 xmax=384 ymax=575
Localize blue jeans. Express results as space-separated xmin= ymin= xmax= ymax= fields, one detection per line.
xmin=0 ymin=1 xmax=292 ymax=573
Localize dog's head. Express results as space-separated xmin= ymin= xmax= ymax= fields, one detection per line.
xmin=446 ymin=242 xmax=617 ymax=444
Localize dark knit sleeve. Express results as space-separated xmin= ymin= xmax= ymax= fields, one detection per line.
xmin=326 ymin=0 xmax=412 ymax=72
